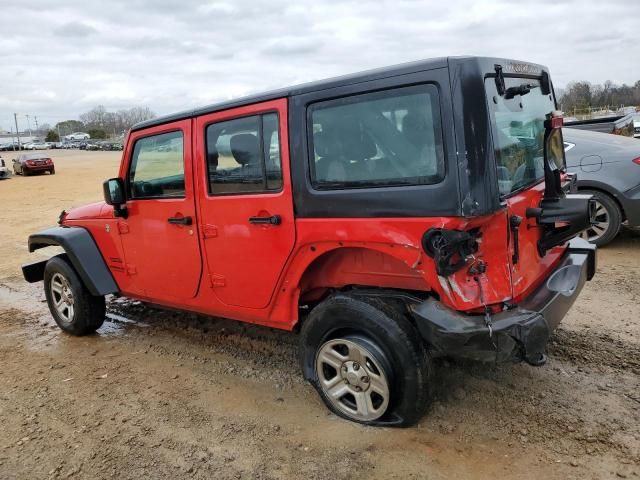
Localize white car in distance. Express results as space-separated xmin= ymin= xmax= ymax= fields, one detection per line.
xmin=64 ymin=132 xmax=90 ymax=141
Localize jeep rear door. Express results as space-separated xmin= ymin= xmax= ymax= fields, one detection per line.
xmin=194 ymin=99 xmax=296 ymax=309
xmin=117 ymin=119 xmax=202 ymax=302
xmin=484 ymin=75 xmax=566 ymax=299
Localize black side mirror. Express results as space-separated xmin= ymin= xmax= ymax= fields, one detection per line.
xmin=103 ymin=178 xmax=128 ymax=218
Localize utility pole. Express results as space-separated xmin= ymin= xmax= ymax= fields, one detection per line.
xmin=57 ymin=124 xmax=62 ymax=142
xmin=13 ymin=113 xmax=21 ymax=150
xmin=26 ymin=114 xmax=32 ymax=138
xmin=34 ymin=116 xmax=39 ymax=135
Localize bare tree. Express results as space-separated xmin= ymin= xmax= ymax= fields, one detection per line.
xmin=78 ymin=105 xmax=156 ymax=136
xmin=560 ymin=80 xmax=640 ymax=114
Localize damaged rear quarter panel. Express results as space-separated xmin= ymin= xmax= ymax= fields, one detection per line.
xmin=272 ymin=215 xmax=513 ymax=327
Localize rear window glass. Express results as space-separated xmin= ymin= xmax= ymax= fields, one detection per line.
xmin=485 ymin=77 xmax=557 ymax=196
xmin=23 ymin=153 xmax=48 ymax=160
xmin=308 ymin=84 xmax=444 ymax=189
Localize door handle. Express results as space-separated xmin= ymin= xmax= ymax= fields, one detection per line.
xmin=168 ymin=216 xmax=192 ymax=225
xmin=248 ymin=214 xmax=281 ymax=225
xmin=510 ymin=215 xmax=523 ymax=264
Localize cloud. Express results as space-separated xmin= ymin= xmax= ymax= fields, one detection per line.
xmin=1 ymin=0 xmax=639 ymax=130
xmin=262 ymin=37 xmax=322 ymax=56
xmin=53 ymin=21 xmax=97 ymax=37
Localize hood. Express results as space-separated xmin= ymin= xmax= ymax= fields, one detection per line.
xmin=64 ymin=201 xmax=112 ymax=221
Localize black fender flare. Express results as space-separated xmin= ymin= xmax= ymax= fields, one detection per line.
xmin=22 ymin=226 xmax=118 ymax=296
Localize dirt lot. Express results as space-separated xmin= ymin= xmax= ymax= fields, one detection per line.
xmin=0 ymin=150 xmax=639 ymax=479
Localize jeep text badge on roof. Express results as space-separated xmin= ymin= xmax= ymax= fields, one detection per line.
xmin=22 ymin=56 xmax=595 ymax=426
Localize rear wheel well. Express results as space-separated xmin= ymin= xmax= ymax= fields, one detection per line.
xmin=297 ymin=285 xmax=430 ymax=333
xmin=294 ymin=246 xmax=432 ymax=331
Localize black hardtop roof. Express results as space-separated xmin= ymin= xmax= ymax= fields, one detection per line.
xmin=131 ymin=56 xmax=546 ymax=131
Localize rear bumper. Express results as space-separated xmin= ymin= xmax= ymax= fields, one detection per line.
xmin=410 ymin=238 xmax=596 ymax=364
xmin=25 ymin=165 xmax=53 ymax=172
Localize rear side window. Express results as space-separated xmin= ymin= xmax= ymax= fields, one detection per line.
xmin=129 ymin=131 xmax=184 ymax=199
xmin=308 ymin=84 xmax=444 ymax=189
xmin=205 ymin=113 xmax=282 ymax=195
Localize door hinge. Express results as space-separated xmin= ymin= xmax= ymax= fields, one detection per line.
xmin=117 ymin=222 xmax=130 ymax=234
xmin=126 ymin=264 xmax=137 ymax=275
xmin=202 ymin=224 xmax=218 ymax=239
xmin=209 ymin=274 xmax=225 ymax=287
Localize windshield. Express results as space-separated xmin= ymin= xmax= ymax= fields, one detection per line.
xmin=485 ymin=77 xmax=558 ymax=196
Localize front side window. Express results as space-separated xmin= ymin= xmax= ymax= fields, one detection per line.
xmin=308 ymin=84 xmax=444 ymax=189
xmin=205 ymin=113 xmax=282 ymax=194
xmin=485 ymin=77 xmax=560 ymax=196
xmin=129 ymin=131 xmax=184 ymax=199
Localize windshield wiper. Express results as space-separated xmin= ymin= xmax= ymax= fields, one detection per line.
xmin=505 ymin=83 xmax=539 ymax=99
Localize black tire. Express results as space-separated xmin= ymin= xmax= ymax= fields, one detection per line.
xmin=580 ymin=190 xmax=622 ymax=247
xmin=44 ymin=255 xmax=105 ymax=336
xmin=300 ymin=293 xmax=433 ymax=426
xmin=22 ymin=168 xmax=30 ymax=177
xmin=50 ymin=168 xmax=55 ymax=175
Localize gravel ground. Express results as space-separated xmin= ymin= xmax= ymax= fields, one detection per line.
xmin=0 ymin=150 xmax=638 ymax=479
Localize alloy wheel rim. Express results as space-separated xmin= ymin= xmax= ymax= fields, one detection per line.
xmin=580 ymin=199 xmax=610 ymax=242
xmin=50 ymin=273 xmax=75 ymax=322
xmin=315 ymin=338 xmax=390 ymax=421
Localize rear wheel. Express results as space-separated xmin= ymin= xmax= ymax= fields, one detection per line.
xmin=44 ymin=256 xmax=105 ymax=335
xmin=49 ymin=168 xmax=55 ymax=175
xmin=22 ymin=168 xmax=30 ymax=176
xmin=300 ymin=293 xmax=433 ymax=426
xmin=579 ymin=190 xmax=622 ymax=246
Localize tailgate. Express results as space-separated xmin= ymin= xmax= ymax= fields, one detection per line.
xmin=506 ymin=180 xmax=566 ymax=300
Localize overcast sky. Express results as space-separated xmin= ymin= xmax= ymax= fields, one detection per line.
xmin=1 ymin=0 xmax=638 ymax=131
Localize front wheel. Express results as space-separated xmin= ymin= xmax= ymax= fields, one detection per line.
xmin=300 ymin=293 xmax=433 ymax=426
xmin=579 ymin=190 xmax=622 ymax=246
xmin=44 ymin=256 xmax=105 ymax=335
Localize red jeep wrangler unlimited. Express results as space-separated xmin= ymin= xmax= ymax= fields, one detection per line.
xmin=23 ymin=57 xmax=596 ymax=426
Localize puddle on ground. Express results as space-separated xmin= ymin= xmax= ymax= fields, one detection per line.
xmin=0 ymin=282 xmax=150 ymax=350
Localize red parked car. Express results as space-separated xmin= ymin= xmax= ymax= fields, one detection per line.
xmin=12 ymin=153 xmax=55 ymax=175
xmin=23 ymin=57 xmax=596 ymax=426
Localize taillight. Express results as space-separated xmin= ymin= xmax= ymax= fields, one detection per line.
xmin=25 ymin=160 xmax=35 ymax=166
xmin=46 ymin=159 xmax=53 ymax=164
xmin=633 ymin=157 xmax=640 ymax=166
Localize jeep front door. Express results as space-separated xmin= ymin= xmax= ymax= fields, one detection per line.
xmin=118 ymin=120 xmax=202 ymax=302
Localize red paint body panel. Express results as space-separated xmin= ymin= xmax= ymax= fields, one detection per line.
xmin=65 ymin=218 xmax=129 ymax=286
xmin=193 ymin=99 xmax=297 ymax=309
xmin=505 ymin=180 xmax=566 ymax=300
xmin=65 ymin=202 xmax=112 ymax=221
xmin=115 ymin=120 xmax=202 ymax=302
